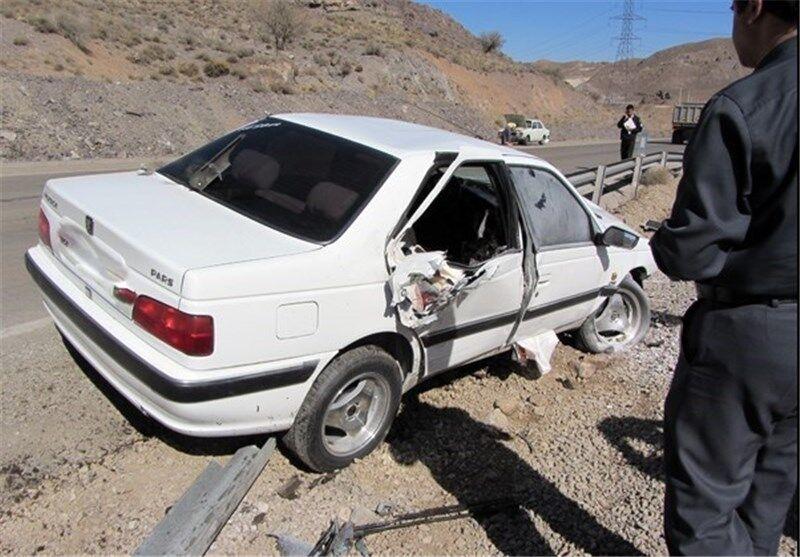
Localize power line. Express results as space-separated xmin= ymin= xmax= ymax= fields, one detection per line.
xmin=647 ymin=7 xmax=729 ymax=15
xmin=612 ymin=0 xmax=645 ymax=63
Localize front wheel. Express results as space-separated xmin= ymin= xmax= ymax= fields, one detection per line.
xmin=283 ymin=346 xmax=402 ymax=472
xmin=575 ymin=276 xmax=650 ymax=353
xmin=539 ymin=135 xmax=550 ymax=145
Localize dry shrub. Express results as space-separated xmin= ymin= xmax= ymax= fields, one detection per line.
xmin=129 ymin=44 xmax=175 ymax=64
xmin=252 ymin=0 xmax=303 ymax=51
xmin=478 ymin=31 xmax=504 ymax=53
xmin=177 ymin=61 xmax=199 ymax=77
xmin=13 ymin=36 xmax=28 ymax=46
xmin=640 ymin=166 xmax=672 ymax=186
xmin=268 ymin=80 xmax=295 ymax=94
xmin=203 ymin=60 xmax=230 ymax=78
xmin=28 ymin=13 xmax=90 ymax=53
xmin=363 ymin=42 xmax=383 ymax=56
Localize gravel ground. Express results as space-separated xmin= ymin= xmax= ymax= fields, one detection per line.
xmin=1 ymin=179 xmax=797 ymax=555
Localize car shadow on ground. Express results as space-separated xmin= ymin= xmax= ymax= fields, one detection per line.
xmin=386 ymin=392 xmax=643 ymax=555
xmin=650 ymin=310 xmax=684 ymax=328
xmin=598 ymin=416 xmax=798 ymax=542
xmin=63 ymin=337 xmax=270 ymax=457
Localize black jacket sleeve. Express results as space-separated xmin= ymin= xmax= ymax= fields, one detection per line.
xmin=617 ymin=116 xmax=626 ymax=130
xmin=633 ymin=115 xmax=643 ymax=133
xmin=649 ymin=95 xmax=752 ymax=281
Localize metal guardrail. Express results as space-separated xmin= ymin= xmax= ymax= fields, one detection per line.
xmin=567 ymin=150 xmax=684 ymax=204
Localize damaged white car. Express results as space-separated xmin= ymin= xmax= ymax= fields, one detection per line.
xmin=27 ymin=114 xmax=655 ymax=471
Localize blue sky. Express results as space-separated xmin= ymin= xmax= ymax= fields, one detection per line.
xmin=418 ymin=1 xmax=733 ymax=62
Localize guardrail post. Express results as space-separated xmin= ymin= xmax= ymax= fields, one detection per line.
xmin=632 ymin=155 xmax=644 ymax=197
xmin=592 ymin=165 xmax=606 ymax=204
xmin=660 ymin=151 xmax=667 ymax=167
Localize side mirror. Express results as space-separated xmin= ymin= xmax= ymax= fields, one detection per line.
xmin=597 ymin=225 xmax=639 ymax=249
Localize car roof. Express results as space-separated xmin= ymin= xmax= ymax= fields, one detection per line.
xmin=273 ymin=112 xmax=542 ymax=160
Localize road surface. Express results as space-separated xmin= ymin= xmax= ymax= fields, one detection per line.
xmin=0 ymin=140 xmax=683 ymax=333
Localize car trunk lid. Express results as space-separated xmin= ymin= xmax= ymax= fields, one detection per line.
xmin=44 ymin=170 xmax=319 ymax=298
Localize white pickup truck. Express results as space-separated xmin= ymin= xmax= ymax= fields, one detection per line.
xmin=28 ymin=114 xmax=655 ymax=471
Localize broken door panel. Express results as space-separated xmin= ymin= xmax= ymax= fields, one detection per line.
xmin=388 ymin=158 xmax=525 ymax=373
xmin=420 ymin=250 xmax=524 ymax=373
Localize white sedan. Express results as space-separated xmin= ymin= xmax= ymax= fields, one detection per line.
xmin=27 ymin=114 xmax=656 ymax=471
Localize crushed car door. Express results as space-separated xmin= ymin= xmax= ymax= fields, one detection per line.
xmin=388 ymin=155 xmax=525 ymax=374
xmin=507 ymin=164 xmax=610 ymax=339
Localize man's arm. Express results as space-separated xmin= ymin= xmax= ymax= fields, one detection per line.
xmin=649 ymin=95 xmax=752 ymax=281
xmin=617 ymin=116 xmax=626 ymax=129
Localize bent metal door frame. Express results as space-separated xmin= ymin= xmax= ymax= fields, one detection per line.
xmin=387 ymin=153 xmax=526 ymax=374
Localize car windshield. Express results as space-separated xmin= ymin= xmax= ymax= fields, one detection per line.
xmin=157 ymin=118 xmax=398 ymax=243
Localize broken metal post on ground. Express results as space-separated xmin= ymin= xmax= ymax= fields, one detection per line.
xmin=135 ymin=438 xmax=276 ymax=556
xmin=309 ymin=498 xmax=521 ymax=556
xmin=592 ymin=164 xmax=606 ymax=204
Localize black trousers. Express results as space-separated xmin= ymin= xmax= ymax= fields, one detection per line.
xmin=620 ymin=137 xmax=636 ymax=159
xmin=665 ymin=299 xmax=798 ymax=555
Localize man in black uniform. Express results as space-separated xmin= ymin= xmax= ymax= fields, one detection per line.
xmin=650 ymin=1 xmax=798 ymax=554
xmin=617 ymin=104 xmax=643 ymax=159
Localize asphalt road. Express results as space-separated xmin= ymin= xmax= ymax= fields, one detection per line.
xmin=0 ymin=139 xmax=684 ymax=334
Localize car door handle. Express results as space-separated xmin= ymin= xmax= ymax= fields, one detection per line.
xmin=538 ymin=274 xmax=552 ymax=287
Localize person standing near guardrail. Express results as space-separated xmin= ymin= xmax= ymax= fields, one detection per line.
xmin=649 ymin=1 xmax=798 ymax=555
xmin=617 ymin=104 xmax=642 ymax=159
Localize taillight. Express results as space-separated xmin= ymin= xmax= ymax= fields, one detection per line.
xmin=38 ymin=208 xmax=51 ymax=248
xmin=132 ymin=296 xmax=214 ymax=356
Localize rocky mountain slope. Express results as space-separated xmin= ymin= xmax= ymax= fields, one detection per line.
xmin=0 ymin=2 xmax=748 ymax=162
xmin=543 ymin=38 xmax=748 ymax=105
xmin=0 ymin=0 xmax=620 ymax=161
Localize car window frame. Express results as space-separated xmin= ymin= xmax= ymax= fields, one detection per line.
xmin=506 ymin=163 xmax=599 ymax=252
xmin=388 ymin=157 xmax=523 ymax=269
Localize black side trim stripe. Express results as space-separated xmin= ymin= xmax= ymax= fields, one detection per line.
xmin=25 ymin=254 xmax=317 ymax=403
xmin=421 ymin=310 xmax=519 ymax=347
xmin=524 ymin=288 xmax=602 ymax=321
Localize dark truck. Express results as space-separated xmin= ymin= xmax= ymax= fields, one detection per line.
xmin=671 ymin=102 xmax=704 ymax=144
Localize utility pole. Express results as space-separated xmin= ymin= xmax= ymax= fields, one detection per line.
xmin=613 ymin=0 xmax=644 ymax=65
xmin=612 ymin=0 xmax=645 ymax=95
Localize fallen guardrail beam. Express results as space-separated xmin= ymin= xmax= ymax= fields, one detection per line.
xmin=135 ymin=438 xmax=276 ymax=556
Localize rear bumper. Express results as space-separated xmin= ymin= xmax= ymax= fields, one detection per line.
xmin=25 ymin=247 xmax=330 ymax=436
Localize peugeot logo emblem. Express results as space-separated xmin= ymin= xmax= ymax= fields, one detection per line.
xmin=85 ymin=215 xmax=94 ymax=235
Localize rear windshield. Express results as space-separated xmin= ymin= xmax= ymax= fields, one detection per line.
xmin=158 ymin=118 xmax=398 ymax=243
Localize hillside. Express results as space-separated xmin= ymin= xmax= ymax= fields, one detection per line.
xmin=576 ymin=38 xmax=749 ymax=104
xmin=0 ymin=0 xmax=622 ymax=161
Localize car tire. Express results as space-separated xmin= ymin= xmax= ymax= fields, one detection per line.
xmin=539 ymin=136 xmax=549 ymax=145
xmin=517 ymin=136 xmax=527 ymax=146
xmin=283 ymin=345 xmax=402 ymax=472
xmin=575 ymin=276 xmax=650 ymax=354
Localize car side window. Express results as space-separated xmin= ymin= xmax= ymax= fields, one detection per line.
xmin=508 ymin=165 xmax=593 ymax=249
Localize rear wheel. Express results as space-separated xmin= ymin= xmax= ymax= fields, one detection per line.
xmin=539 ymin=135 xmax=550 ymax=145
xmin=517 ymin=135 xmax=528 ymax=146
xmin=283 ymin=346 xmax=402 ymax=472
xmin=575 ymin=276 xmax=650 ymax=353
